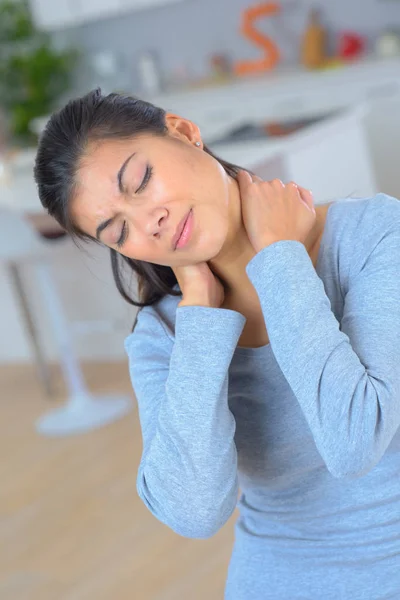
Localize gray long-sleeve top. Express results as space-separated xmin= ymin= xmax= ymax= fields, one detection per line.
xmin=125 ymin=195 xmax=400 ymax=599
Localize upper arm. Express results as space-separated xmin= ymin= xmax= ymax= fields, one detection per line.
xmin=125 ymin=310 xmax=172 ymax=448
xmin=340 ymin=200 xmax=400 ymax=395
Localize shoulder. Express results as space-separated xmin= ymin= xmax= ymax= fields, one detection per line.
xmin=124 ymin=286 xmax=181 ymax=357
xmin=328 ymin=193 xmax=400 ymax=235
xmin=325 ymin=194 xmax=400 ymax=268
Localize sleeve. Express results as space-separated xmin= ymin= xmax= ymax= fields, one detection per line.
xmin=125 ymin=305 xmax=246 ymax=538
xmin=245 ymin=216 xmax=400 ymax=480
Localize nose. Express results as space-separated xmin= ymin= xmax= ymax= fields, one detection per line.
xmin=136 ymin=206 xmax=168 ymax=239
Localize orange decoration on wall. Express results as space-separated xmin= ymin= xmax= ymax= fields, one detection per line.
xmin=234 ymin=2 xmax=281 ymax=76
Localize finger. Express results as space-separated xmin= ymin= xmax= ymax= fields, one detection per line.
xmin=251 ymin=174 xmax=263 ymax=183
xmin=298 ymin=186 xmax=315 ymax=213
xmin=287 ymin=181 xmax=310 ymax=209
xmin=238 ymin=169 xmax=253 ymax=181
xmin=237 ymin=169 xmax=253 ymax=190
xmin=286 ymin=181 xmax=301 ymax=201
xmin=287 ymin=181 xmax=299 ymax=191
xmin=172 ymin=263 xmax=199 ymax=286
xmin=271 ymin=178 xmax=285 ymax=189
xmin=286 ymin=181 xmax=312 ymax=212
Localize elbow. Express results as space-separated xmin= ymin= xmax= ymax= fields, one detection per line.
xmin=327 ymin=454 xmax=378 ymax=481
xmin=137 ymin=473 xmax=238 ymax=539
xmin=325 ymin=427 xmax=394 ymax=480
xmin=326 ymin=377 xmax=400 ymax=480
xmin=169 ymin=503 xmax=236 ymax=539
xmin=328 ymin=465 xmax=367 ymax=481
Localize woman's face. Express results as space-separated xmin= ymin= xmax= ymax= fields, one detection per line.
xmin=71 ymin=116 xmax=236 ymax=267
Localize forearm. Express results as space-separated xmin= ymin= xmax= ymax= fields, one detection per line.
xmin=134 ymin=306 xmax=246 ymax=537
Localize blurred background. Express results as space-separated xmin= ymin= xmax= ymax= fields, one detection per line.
xmin=0 ymin=0 xmax=399 ymax=598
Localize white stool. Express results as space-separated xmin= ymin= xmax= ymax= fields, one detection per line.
xmin=0 ymin=209 xmax=132 ymax=437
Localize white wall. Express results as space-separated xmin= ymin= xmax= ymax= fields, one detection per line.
xmin=54 ymin=0 xmax=400 ymax=96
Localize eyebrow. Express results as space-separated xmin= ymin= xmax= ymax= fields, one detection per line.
xmin=95 ymin=152 xmax=136 ymax=241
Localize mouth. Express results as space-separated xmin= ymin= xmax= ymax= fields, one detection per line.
xmin=172 ymin=209 xmax=193 ymax=250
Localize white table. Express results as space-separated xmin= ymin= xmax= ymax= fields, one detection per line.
xmin=0 ymin=158 xmax=132 ymax=365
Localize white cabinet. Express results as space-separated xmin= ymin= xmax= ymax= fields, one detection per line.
xmin=209 ymin=107 xmax=378 ymax=205
xmin=29 ymin=0 xmax=184 ymax=30
xmin=364 ymin=94 xmax=400 ymax=200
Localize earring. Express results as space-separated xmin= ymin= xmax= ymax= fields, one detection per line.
xmin=195 ymin=141 xmax=201 ymax=147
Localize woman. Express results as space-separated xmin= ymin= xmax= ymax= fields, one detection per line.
xmin=34 ymin=89 xmax=400 ymax=599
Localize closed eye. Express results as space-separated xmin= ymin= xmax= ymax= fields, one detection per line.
xmin=135 ymin=165 xmax=153 ymax=194
xmin=116 ymin=165 xmax=153 ymax=249
xmin=116 ymin=221 xmax=128 ymax=248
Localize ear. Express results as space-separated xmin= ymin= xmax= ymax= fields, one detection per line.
xmin=165 ymin=113 xmax=203 ymax=148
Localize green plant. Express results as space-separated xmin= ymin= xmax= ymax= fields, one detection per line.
xmin=0 ymin=0 xmax=78 ymax=143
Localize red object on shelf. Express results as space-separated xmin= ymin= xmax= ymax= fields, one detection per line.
xmin=338 ymin=32 xmax=365 ymax=60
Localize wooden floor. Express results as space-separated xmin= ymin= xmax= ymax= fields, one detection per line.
xmin=0 ymin=363 xmax=235 ymax=600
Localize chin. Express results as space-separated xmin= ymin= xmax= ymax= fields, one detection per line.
xmin=197 ymin=210 xmax=227 ymax=250
xmin=198 ymin=234 xmax=227 ymax=263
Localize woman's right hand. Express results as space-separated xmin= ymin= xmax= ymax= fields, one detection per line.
xmin=173 ymin=262 xmax=225 ymax=308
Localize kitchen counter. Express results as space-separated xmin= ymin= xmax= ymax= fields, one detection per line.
xmin=148 ymin=56 xmax=400 ymax=143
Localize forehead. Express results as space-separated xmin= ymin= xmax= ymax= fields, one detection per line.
xmin=76 ymin=134 xmax=161 ymax=189
xmin=71 ymin=140 xmax=132 ymax=230
xmin=80 ymin=138 xmax=134 ymax=176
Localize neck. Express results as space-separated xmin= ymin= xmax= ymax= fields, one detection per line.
xmin=207 ymin=177 xmax=255 ymax=296
xmin=208 ymin=176 xmax=326 ymax=298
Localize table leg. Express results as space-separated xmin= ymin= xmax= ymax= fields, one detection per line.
xmin=8 ymin=261 xmax=54 ymax=397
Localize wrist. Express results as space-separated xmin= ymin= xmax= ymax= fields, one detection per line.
xmin=253 ymin=237 xmax=281 ymax=253
xmin=178 ymin=300 xmax=211 ymax=308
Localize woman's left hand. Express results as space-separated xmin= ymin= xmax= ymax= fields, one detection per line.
xmin=238 ymin=170 xmax=316 ymax=254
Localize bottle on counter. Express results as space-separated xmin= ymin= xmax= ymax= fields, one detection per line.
xmin=301 ymin=8 xmax=327 ymax=69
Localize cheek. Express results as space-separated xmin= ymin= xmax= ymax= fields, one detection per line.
xmin=121 ymin=236 xmax=150 ymax=261
xmin=199 ymin=156 xmax=229 ymax=200
xmin=149 ymin=173 xmax=169 ymax=201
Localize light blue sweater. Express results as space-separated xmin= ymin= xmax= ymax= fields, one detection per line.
xmin=125 ymin=195 xmax=400 ymax=600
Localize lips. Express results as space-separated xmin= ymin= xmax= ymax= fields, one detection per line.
xmin=172 ymin=210 xmax=191 ymax=250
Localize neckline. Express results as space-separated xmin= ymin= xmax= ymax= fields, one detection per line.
xmin=235 ymin=201 xmax=336 ymax=354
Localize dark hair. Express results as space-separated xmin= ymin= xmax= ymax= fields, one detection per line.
xmin=34 ymin=88 xmax=245 ymax=329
